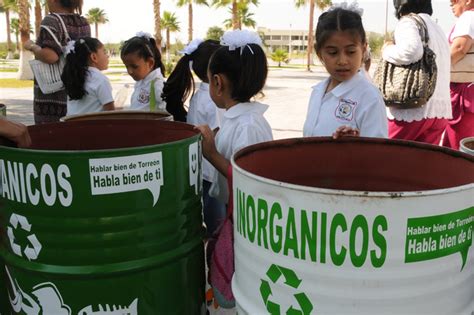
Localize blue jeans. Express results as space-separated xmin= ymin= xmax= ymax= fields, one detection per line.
xmin=203 ymin=180 xmax=227 ymax=237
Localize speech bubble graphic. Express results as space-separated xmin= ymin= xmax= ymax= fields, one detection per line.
xmin=189 ymin=142 xmax=200 ymax=195
xmin=89 ymin=153 xmax=164 ymax=206
xmin=405 ymin=207 xmax=473 ymax=271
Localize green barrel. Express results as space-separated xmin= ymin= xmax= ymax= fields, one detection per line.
xmin=0 ymin=120 xmax=205 ymax=314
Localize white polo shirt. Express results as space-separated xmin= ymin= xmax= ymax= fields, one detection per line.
xmin=130 ymin=68 xmax=167 ymax=111
xmin=187 ymin=82 xmax=225 ymax=182
xmin=303 ymin=71 xmax=388 ymax=138
xmin=209 ymin=101 xmax=273 ymax=203
xmin=67 ymin=67 xmax=114 ymax=116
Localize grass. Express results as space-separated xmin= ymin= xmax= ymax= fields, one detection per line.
xmin=0 ymin=78 xmax=33 ymax=88
xmin=0 ymin=68 xmax=19 ymax=72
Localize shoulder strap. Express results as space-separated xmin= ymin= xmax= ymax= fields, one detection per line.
xmin=39 ymin=25 xmax=62 ymax=49
xmin=408 ymin=13 xmax=430 ymax=46
xmin=51 ymin=13 xmax=71 ymax=43
xmin=149 ymin=79 xmax=157 ymax=111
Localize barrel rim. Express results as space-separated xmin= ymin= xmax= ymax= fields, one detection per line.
xmin=231 ymin=136 xmax=474 ymax=197
xmin=61 ymin=109 xmax=172 ymax=122
xmin=0 ymin=120 xmax=200 ymax=154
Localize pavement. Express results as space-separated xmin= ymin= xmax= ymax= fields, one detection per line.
xmin=0 ymin=63 xmax=329 ymax=140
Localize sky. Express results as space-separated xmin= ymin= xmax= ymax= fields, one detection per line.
xmin=0 ymin=0 xmax=456 ymax=44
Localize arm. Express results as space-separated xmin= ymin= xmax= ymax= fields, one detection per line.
xmin=0 ymin=119 xmax=32 ymax=147
xmin=195 ymin=125 xmax=229 ymax=177
xmin=102 ymin=102 xmax=115 ymax=111
xmin=24 ymin=39 xmax=60 ymax=64
xmin=382 ymin=17 xmax=424 ymax=65
xmin=451 ymin=35 xmax=473 ymax=65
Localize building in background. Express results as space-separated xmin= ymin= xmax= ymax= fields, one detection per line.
xmin=258 ymin=27 xmax=309 ymax=54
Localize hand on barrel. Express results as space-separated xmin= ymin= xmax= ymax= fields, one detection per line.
xmin=0 ymin=119 xmax=32 ymax=147
xmin=332 ymin=125 xmax=360 ymax=139
xmin=194 ymin=125 xmax=219 ymax=160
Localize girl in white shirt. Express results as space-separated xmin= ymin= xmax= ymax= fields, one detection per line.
xmin=196 ymin=30 xmax=273 ymax=205
xmin=303 ymin=5 xmax=388 ymax=138
xmin=62 ymin=37 xmax=115 ymax=115
xmin=382 ymin=0 xmax=451 ymax=145
xmin=163 ymin=39 xmax=225 ymax=236
xmin=120 ymin=33 xmax=168 ymax=116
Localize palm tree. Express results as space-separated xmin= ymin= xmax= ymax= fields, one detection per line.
xmin=153 ymin=0 xmax=162 ymax=51
xmin=271 ymin=48 xmax=289 ymax=67
xmin=206 ymin=26 xmax=224 ymax=40
xmin=10 ymin=17 xmax=19 ymax=52
xmin=161 ymin=11 xmax=180 ymax=62
xmin=212 ymin=0 xmax=258 ymax=30
xmin=0 ymin=0 xmax=17 ymax=58
xmin=86 ymin=7 xmax=108 ymax=38
xmin=295 ymin=0 xmax=331 ymax=71
xmin=175 ymin=0 xmax=209 ymax=43
xmin=17 ymin=0 xmax=33 ymax=79
xmin=34 ymin=0 xmax=42 ymax=37
xmin=223 ymin=3 xmax=256 ymax=30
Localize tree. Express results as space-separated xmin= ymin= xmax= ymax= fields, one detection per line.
xmin=212 ymin=0 xmax=258 ymax=30
xmin=206 ymin=26 xmax=224 ymax=41
xmin=17 ymin=0 xmax=33 ymax=79
xmin=295 ymin=0 xmax=332 ymax=71
xmin=271 ymin=48 xmax=289 ymax=67
xmin=34 ymin=0 xmax=42 ymax=36
xmin=10 ymin=17 xmax=19 ymax=52
xmin=224 ymin=2 xmax=255 ymax=30
xmin=161 ymin=11 xmax=180 ymax=62
xmin=86 ymin=7 xmax=108 ymax=38
xmin=153 ymin=0 xmax=162 ymax=51
xmin=175 ymin=0 xmax=209 ymax=43
xmin=0 ymin=0 xmax=17 ymax=57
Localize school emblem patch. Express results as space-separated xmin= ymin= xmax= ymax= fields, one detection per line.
xmin=138 ymin=88 xmax=150 ymax=104
xmin=335 ymin=98 xmax=357 ymax=122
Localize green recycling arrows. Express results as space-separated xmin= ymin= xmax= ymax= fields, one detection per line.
xmin=260 ymin=264 xmax=314 ymax=315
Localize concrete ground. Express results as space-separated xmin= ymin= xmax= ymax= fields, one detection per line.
xmin=0 ymin=64 xmax=329 ymax=140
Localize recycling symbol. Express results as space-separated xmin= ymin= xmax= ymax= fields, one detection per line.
xmin=260 ymin=264 xmax=313 ymax=315
xmin=7 ymin=213 xmax=42 ymax=261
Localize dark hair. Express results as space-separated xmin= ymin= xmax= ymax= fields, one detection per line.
xmin=162 ymin=40 xmax=221 ymax=122
xmin=120 ymin=36 xmax=165 ymax=77
xmin=393 ymin=0 xmax=433 ymax=19
xmin=208 ymin=44 xmax=268 ymax=103
xmin=58 ymin=0 xmax=83 ymax=14
xmin=61 ymin=37 xmax=102 ymax=100
xmin=315 ymin=8 xmax=367 ymax=54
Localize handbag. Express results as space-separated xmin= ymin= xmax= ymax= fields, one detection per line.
xmin=29 ymin=13 xmax=70 ymax=94
xmin=373 ymin=14 xmax=437 ymax=109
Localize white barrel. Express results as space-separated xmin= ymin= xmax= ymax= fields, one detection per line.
xmin=460 ymin=137 xmax=474 ymax=156
xmin=231 ymin=137 xmax=474 ymax=315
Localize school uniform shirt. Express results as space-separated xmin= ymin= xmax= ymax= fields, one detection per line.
xmin=209 ymin=102 xmax=273 ymax=204
xmin=130 ymin=68 xmax=167 ymax=111
xmin=187 ymin=82 xmax=225 ymax=182
xmin=303 ymin=71 xmax=388 ymax=138
xmin=67 ymin=67 xmax=113 ymax=116
xmin=382 ymin=13 xmax=452 ymax=122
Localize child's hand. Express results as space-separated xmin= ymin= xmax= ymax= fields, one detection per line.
xmin=194 ymin=124 xmax=219 ymax=160
xmin=0 ymin=119 xmax=32 ymax=148
xmin=332 ymin=126 xmax=360 ymax=139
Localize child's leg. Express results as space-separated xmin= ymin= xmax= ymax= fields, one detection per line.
xmin=203 ymin=180 xmax=227 ymax=237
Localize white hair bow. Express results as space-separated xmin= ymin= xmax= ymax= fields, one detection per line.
xmin=220 ymin=30 xmax=262 ymax=55
xmin=180 ymin=38 xmax=204 ymax=55
xmin=328 ymin=1 xmax=364 ymax=16
xmin=64 ymin=40 xmax=76 ymax=55
xmin=136 ymin=31 xmax=153 ymax=40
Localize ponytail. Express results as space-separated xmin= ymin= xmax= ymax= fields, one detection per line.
xmin=161 ymin=39 xmax=221 ymax=122
xmin=161 ymin=55 xmax=193 ymax=122
xmin=61 ymin=37 xmax=102 ymax=100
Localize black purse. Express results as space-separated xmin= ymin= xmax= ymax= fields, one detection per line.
xmin=373 ymin=14 xmax=437 ymax=109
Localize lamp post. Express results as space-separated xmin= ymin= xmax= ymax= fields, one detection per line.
xmin=289 ymin=23 xmax=292 ymax=60
xmin=384 ymin=0 xmax=389 ymax=39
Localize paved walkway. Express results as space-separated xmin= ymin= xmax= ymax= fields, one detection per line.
xmin=0 ymin=66 xmax=329 ymax=140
